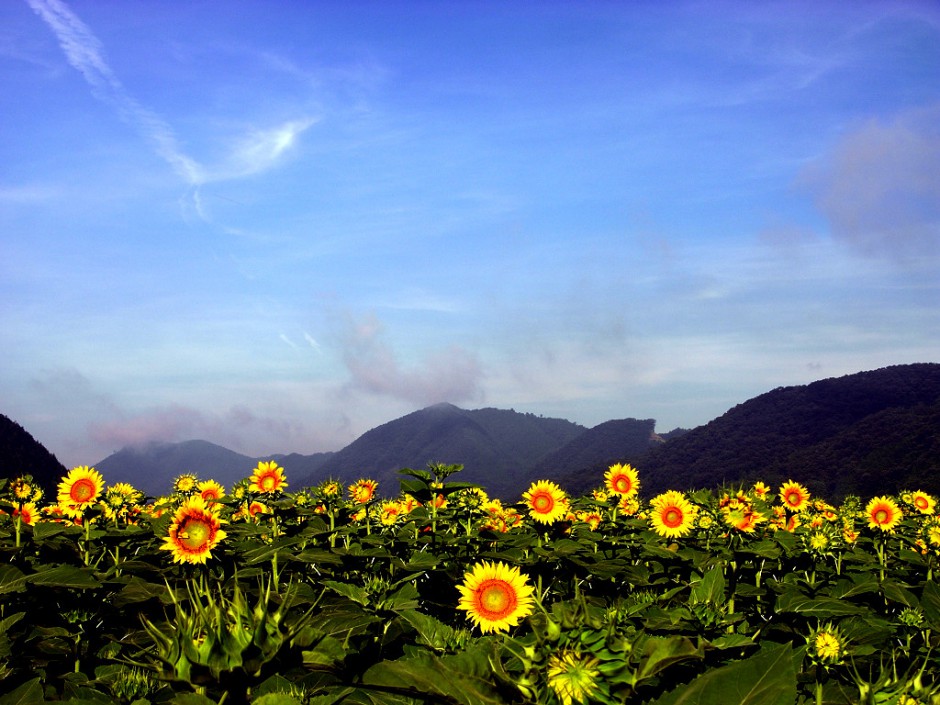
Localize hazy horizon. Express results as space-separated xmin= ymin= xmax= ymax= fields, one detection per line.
xmin=2 ymin=1 xmax=938 ymax=467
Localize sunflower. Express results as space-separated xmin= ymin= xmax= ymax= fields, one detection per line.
xmin=456 ymin=561 xmax=535 ymax=633
xmin=649 ymin=490 xmax=697 ymax=538
xmin=173 ymin=473 xmax=198 ymax=494
xmin=522 ymin=480 xmax=567 ymax=524
xmin=723 ymin=505 xmax=765 ymax=533
xmin=810 ymin=625 xmax=844 ymax=664
xmin=57 ymin=466 xmax=104 ymax=513
xmin=911 ymin=491 xmax=936 ymax=515
xmin=349 ymin=478 xmax=378 ymax=504
xmin=866 ymin=496 xmax=903 ymax=532
xmin=379 ymin=500 xmax=403 ymax=525
xmin=160 ymin=496 xmax=227 ymax=565
xmin=197 ymin=479 xmax=225 ymax=503
xmin=547 ymin=650 xmax=601 ymax=705
xmin=604 ymin=463 xmax=640 ymax=497
xmin=779 ymin=480 xmax=811 ymax=512
xmin=249 ymin=461 xmax=288 ymax=494
xmin=577 ymin=510 xmax=603 ymax=531
xmin=14 ymin=502 xmax=39 ymax=526
xmin=751 ymin=481 xmax=770 ymax=500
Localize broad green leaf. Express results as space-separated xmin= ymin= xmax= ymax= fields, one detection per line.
xmin=323 ymin=580 xmax=370 ymax=606
xmin=880 ymin=580 xmax=918 ymax=608
xmin=775 ymin=591 xmax=866 ymax=618
xmin=0 ymin=565 xmax=27 ymax=595
xmin=397 ymin=610 xmax=457 ymax=651
xmin=362 ymin=649 xmax=505 ymax=705
xmin=825 ymin=577 xmax=880 ymax=600
xmin=634 ymin=635 xmax=703 ymax=684
xmin=26 ymin=565 xmax=101 ymax=589
xmin=0 ymin=678 xmax=44 ymax=705
xmin=301 ymin=634 xmax=347 ymax=669
xmin=252 ymin=695 xmax=304 ymax=705
xmin=691 ymin=565 xmax=725 ymax=605
xmin=650 ymin=642 xmax=797 ymax=705
xmin=112 ymin=577 xmax=169 ymax=607
xmin=31 ymin=522 xmax=67 ymax=540
xmin=169 ymin=695 xmax=217 ymax=705
xmin=921 ymin=580 xmax=940 ymax=627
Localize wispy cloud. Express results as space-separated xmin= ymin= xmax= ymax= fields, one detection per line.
xmin=26 ymin=0 xmax=315 ymax=191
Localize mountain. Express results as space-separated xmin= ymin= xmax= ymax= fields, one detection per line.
xmin=0 ymin=413 xmax=69 ymax=496
xmin=94 ymin=440 xmax=334 ymax=498
xmin=302 ymin=403 xmax=586 ymax=498
xmin=629 ymin=363 xmax=940 ymax=499
xmin=529 ymin=418 xmax=658 ymax=491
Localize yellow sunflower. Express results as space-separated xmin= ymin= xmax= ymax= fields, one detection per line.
xmin=379 ymin=500 xmax=403 ymax=525
xmin=779 ymin=480 xmax=811 ymax=512
xmin=911 ymin=490 xmax=936 ymax=515
xmin=57 ymin=466 xmax=104 ymax=512
xmin=160 ymin=496 xmax=227 ymax=565
xmin=547 ymin=650 xmax=602 ymax=705
xmin=604 ymin=463 xmax=640 ymax=497
xmin=249 ymin=461 xmax=288 ymax=494
xmin=649 ymin=490 xmax=697 ymax=538
xmin=456 ymin=561 xmax=535 ymax=633
xmin=197 ymin=479 xmax=225 ymax=503
xmin=866 ymin=496 xmax=903 ymax=532
xmin=810 ymin=625 xmax=844 ymax=664
xmin=349 ymin=478 xmax=378 ymax=504
xmin=723 ymin=506 xmax=766 ymax=533
xmin=751 ymin=481 xmax=770 ymax=500
xmin=173 ymin=473 xmax=198 ymax=494
xmin=522 ymin=480 xmax=567 ymax=524
xmin=14 ymin=502 xmax=39 ymax=526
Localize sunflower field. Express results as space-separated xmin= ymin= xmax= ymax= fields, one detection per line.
xmin=2 ymin=461 xmax=940 ymax=705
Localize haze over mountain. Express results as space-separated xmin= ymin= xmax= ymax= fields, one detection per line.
xmin=3 ymin=364 xmax=938 ymax=501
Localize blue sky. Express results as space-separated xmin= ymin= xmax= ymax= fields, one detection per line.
xmin=2 ymin=1 xmax=938 ymax=468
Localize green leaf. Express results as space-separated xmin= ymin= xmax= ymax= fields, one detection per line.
xmin=112 ymin=577 xmax=169 ymax=607
xmin=775 ymin=591 xmax=866 ymax=618
xmin=26 ymin=565 xmax=101 ymax=589
xmin=252 ymin=695 xmax=304 ymax=705
xmin=0 ymin=677 xmax=44 ymax=705
xmin=168 ymin=695 xmax=217 ymax=705
xmin=323 ymin=580 xmax=370 ymax=606
xmin=397 ymin=610 xmax=457 ymax=651
xmin=650 ymin=642 xmax=797 ymax=705
xmin=920 ymin=580 xmax=940 ymax=627
xmin=634 ymin=635 xmax=703 ymax=684
xmin=690 ymin=565 xmax=725 ymax=605
xmin=0 ymin=565 xmax=27 ymax=595
xmin=362 ymin=648 xmax=505 ymax=705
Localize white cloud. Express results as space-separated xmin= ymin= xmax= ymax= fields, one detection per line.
xmin=27 ymin=0 xmax=315 ymax=192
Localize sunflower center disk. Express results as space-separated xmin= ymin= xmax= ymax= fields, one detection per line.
xmin=180 ymin=518 xmax=211 ymax=550
xmin=71 ymin=480 xmax=95 ymax=503
xmin=664 ymin=509 xmax=683 ymax=527
xmin=478 ymin=580 xmax=516 ymax=618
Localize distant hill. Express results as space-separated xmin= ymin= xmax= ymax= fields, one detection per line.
xmin=95 ymin=440 xmax=333 ymax=498
xmin=303 ymin=403 xmax=586 ymax=498
xmin=0 ymin=414 xmax=68 ymax=497
xmin=9 ymin=363 xmax=937 ymax=502
xmin=630 ymin=363 xmax=940 ymax=499
xmin=529 ymin=418 xmax=658 ymax=491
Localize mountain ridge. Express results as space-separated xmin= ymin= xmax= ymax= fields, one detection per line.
xmin=3 ymin=363 xmax=938 ymax=500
